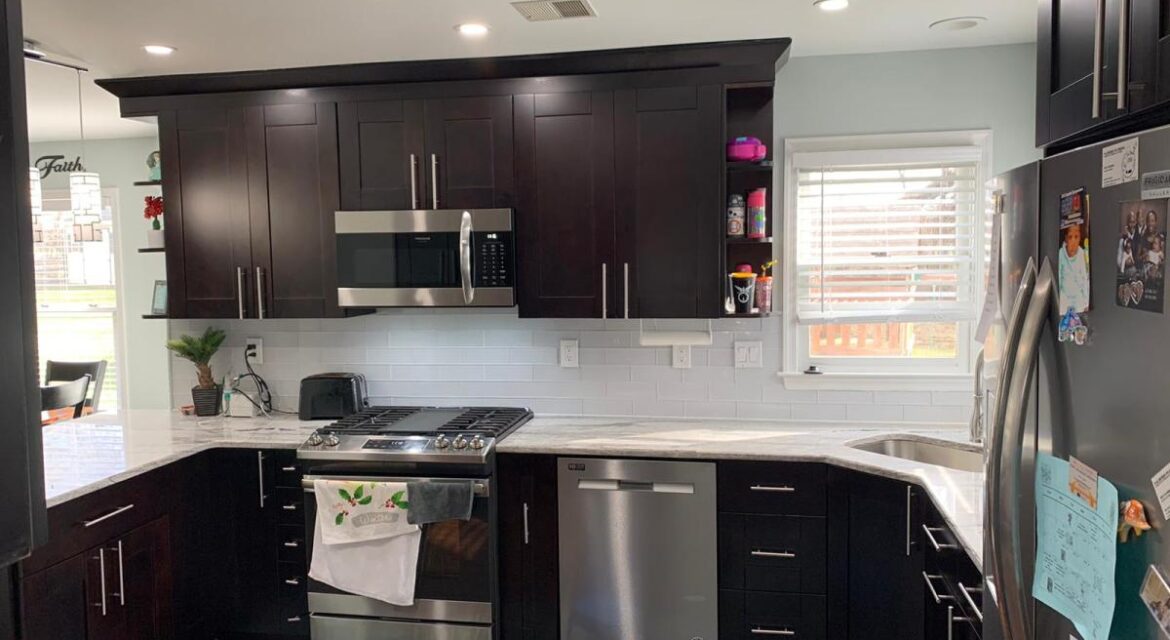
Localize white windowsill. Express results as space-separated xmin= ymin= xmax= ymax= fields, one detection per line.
xmin=777 ymin=371 xmax=974 ymax=391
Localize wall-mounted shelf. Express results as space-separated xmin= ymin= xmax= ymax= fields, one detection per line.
xmin=138 ymin=247 xmax=165 ymax=253
xmin=141 ymin=314 xmax=167 ymax=319
xmin=726 ymin=160 xmax=774 ymax=173
xmin=723 ymin=311 xmax=771 ymax=318
xmin=133 ymin=180 xmax=162 ymax=187
xmin=726 ymin=237 xmax=772 ymax=245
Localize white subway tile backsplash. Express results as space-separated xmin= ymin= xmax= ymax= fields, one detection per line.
xmin=169 ymin=315 xmax=971 ymax=425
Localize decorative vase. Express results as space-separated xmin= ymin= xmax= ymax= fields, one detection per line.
xmin=146 ymin=228 xmax=165 ymax=249
xmin=191 ymin=384 xmax=223 ymax=417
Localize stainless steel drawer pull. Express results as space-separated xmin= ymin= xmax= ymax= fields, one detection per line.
xmin=749 ymin=485 xmax=795 ymax=493
xmin=283 ymin=540 xmax=300 ymax=548
xmin=947 ymin=605 xmax=972 ymax=640
xmin=751 ymin=549 xmax=796 ymax=559
xmin=922 ymin=524 xmax=958 ymax=551
xmin=287 ymin=616 xmax=303 ymax=623
xmin=281 ymin=465 xmax=297 ymax=472
xmin=284 ymin=578 xmax=301 ymax=586
xmin=577 ymin=479 xmax=694 ymax=494
xmin=751 ymin=627 xmax=795 ymax=636
xmin=82 ymin=503 xmax=135 ymax=528
xmin=522 ymin=502 xmax=530 ymax=545
xmin=282 ymin=504 xmax=299 ymax=511
xmin=958 ymin=582 xmax=983 ymax=622
xmin=922 ymin=572 xmax=953 ymax=604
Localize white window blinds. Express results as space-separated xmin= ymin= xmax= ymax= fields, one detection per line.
xmin=793 ymin=147 xmax=983 ymax=324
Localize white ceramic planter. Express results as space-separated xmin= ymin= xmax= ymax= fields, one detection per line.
xmin=145 ymin=228 xmax=165 ymax=249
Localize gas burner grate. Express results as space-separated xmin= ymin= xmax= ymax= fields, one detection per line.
xmin=319 ymin=406 xmax=533 ymax=437
xmin=435 ymin=407 xmax=534 ymax=435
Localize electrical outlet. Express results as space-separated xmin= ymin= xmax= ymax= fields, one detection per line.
xmin=245 ymin=338 xmax=264 ymax=365
xmin=559 ymin=339 xmax=579 ymax=368
xmin=672 ymin=345 xmax=691 ymax=369
xmin=734 ymin=341 xmax=763 ymax=369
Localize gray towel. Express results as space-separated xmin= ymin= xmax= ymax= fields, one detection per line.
xmin=406 ymin=481 xmax=475 ymax=525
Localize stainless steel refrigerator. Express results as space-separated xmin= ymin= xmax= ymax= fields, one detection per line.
xmin=984 ymin=125 xmax=1170 ymax=639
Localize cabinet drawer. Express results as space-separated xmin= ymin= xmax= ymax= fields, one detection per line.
xmin=273 ymin=451 xmax=303 ymax=488
xmin=279 ymin=563 xmax=308 ymax=595
xmin=718 ymin=462 xmax=826 ymax=516
xmin=719 ymin=590 xmax=826 ymax=640
xmin=719 ymin=514 xmax=826 ymax=594
xmin=276 ymin=487 xmax=305 ymax=523
xmin=277 ymin=525 xmax=307 ymax=564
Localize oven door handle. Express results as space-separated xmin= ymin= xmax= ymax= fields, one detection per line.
xmin=302 ymin=475 xmax=490 ymax=498
xmin=460 ymin=210 xmax=474 ymax=304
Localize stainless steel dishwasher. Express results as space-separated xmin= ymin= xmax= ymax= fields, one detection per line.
xmin=558 ymin=457 xmax=717 ymax=640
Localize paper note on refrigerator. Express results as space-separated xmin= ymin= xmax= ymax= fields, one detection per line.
xmin=1032 ymin=453 xmax=1119 ymax=640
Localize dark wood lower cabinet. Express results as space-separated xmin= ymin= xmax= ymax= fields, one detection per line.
xmin=497 ymin=453 xmax=559 ymax=640
xmin=21 ymin=553 xmax=89 ymax=640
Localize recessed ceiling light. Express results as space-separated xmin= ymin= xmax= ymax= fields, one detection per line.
xmin=929 ymin=16 xmax=987 ymax=31
xmin=814 ymin=0 xmax=849 ymax=11
xmin=456 ymin=23 xmax=490 ymax=37
xmin=143 ymin=44 xmax=176 ymax=56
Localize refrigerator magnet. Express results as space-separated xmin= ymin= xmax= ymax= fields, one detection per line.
xmin=1119 ymin=500 xmax=1152 ymax=543
xmin=1116 ymin=199 xmax=1167 ymax=313
xmin=1140 ymin=565 xmax=1170 ymax=635
xmin=1059 ymin=188 xmax=1092 ymax=317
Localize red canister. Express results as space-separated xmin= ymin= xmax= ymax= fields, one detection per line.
xmin=747 ymin=188 xmax=767 ymax=239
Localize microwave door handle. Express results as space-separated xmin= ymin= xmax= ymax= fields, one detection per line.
xmin=460 ymin=211 xmax=474 ymax=304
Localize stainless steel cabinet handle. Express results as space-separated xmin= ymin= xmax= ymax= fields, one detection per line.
xmin=601 ymin=263 xmax=608 ymax=319
xmin=522 ymin=502 xmax=530 ymax=545
xmin=257 ymin=451 xmax=267 ymax=509
xmin=751 ymin=549 xmax=796 ymax=559
xmin=281 ymin=465 xmax=297 ymax=472
xmin=237 ymin=267 xmax=247 ymax=319
xmin=1092 ymin=0 xmax=1106 ymax=118
xmin=409 ymin=154 xmax=419 ymax=209
xmin=1118 ymin=0 xmax=1130 ymax=110
xmin=287 ymin=616 xmax=303 ymax=623
xmin=750 ymin=628 xmax=795 ymax=636
xmin=948 ymin=605 xmax=973 ymax=640
xmin=114 ymin=540 xmax=125 ymax=606
xmin=922 ymin=525 xmax=958 ymax=551
xmin=905 ymin=485 xmax=912 ymax=557
xmin=749 ymin=485 xmax=795 ymax=493
xmin=459 ymin=210 xmax=474 ymax=304
xmin=255 ymin=267 xmax=266 ymax=319
xmin=283 ymin=540 xmax=300 ymax=548
xmin=623 ymin=262 xmax=630 ymax=319
xmin=431 ymin=154 xmax=439 ymax=209
xmin=958 ymin=582 xmax=983 ymax=622
xmin=922 ymin=572 xmax=952 ymax=604
xmin=82 ymin=503 xmax=135 ymax=528
xmin=282 ymin=504 xmax=299 ymax=511
xmin=284 ymin=578 xmax=301 ymax=586
xmin=94 ymin=549 xmax=108 ymax=616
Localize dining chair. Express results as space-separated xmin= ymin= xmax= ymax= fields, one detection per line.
xmin=41 ymin=374 xmax=92 ymax=421
xmin=45 ymin=360 xmax=107 ymax=412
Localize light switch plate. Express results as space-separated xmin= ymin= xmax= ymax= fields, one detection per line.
xmin=734 ymin=341 xmax=763 ymax=369
xmin=245 ymin=338 xmax=264 ymax=365
xmin=559 ymin=339 xmax=579 ymax=368
xmin=672 ymin=345 xmax=691 ymax=369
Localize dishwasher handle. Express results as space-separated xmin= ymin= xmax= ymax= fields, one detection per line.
xmin=577 ymin=479 xmax=695 ymax=494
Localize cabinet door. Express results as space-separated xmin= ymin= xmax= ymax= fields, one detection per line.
xmin=101 ymin=517 xmax=174 ymax=640
xmin=845 ymin=472 xmax=924 ymax=640
xmin=247 ymin=103 xmax=342 ymax=318
xmin=424 ymin=95 xmax=515 ymax=210
xmin=514 ymin=92 xmax=616 ymax=318
xmin=338 ymin=100 xmax=426 ymax=210
xmin=21 ymin=554 xmax=90 ymax=640
xmin=614 ymin=86 xmax=722 ymax=318
xmin=221 ymin=449 xmax=283 ymax=636
xmin=497 ymin=454 xmax=559 ymax=640
xmin=160 ymin=109 xmax=253 ymax=318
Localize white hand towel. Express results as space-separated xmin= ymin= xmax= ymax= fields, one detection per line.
xmin=313 ymin=479 xmax=417 ymax=545
xmin=309 ymin=515 xmax=421 ymax=606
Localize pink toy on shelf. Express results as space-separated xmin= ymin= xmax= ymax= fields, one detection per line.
xmin=727 ymin=136 xmax=768 ymax=162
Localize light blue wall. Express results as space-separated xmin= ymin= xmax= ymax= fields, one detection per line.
xmin=776 ymin=43 xmax=1040 ymax=175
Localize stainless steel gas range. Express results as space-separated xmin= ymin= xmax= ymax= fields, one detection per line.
xmin=297 ymin=406 xmax=533 ymax=640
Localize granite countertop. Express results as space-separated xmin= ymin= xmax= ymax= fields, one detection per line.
xmin=500 ymin=417 xmax=985 ymax=565
xmin=41 ymin=411 xmax=984 ymax=566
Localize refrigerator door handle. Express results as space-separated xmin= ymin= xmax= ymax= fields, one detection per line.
xmin=985 ymin=259 xmax=1037 ymax=620
xmin=995 ymin=259 xmax=1055 ymax=640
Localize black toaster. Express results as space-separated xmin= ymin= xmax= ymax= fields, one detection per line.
xmin=298 ymin=372 xmax=369 ymax=420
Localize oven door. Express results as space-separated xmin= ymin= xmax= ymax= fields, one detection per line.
xmin=303 ymin=475 xmax=493 ymax=631
xmin=335 ymin=209 xmax=515 ymax=308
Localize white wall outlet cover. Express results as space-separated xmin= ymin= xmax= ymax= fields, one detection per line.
xmin=672 ymin=345 xmax=691 ymax=369
xmin=559 ymin=339 xmax=579 ymax=368
xmin=245 ymin=338 xmax=264 ymax=365
xmin=734 ymin=341 xmax=763 ymax=369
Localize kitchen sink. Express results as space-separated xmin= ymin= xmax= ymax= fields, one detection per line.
xmin=850 ymin=437 xmax=984 ymax=473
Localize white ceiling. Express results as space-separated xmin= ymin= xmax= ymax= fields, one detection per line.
xmin=22 ymin=0 xmax=1036 ymax=142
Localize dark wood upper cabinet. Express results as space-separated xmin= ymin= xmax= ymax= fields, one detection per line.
xmin=515 ymin=92 xmax=616 ymax=318
xmin=161 ymin=108 xmax=253 ymax=319
xmin=338 ymin=100 xmax=425 ymax=210
xmin=424 ymin=95 xmax=515 ymax=210
xmin=615 ymin=86 xmax=723 ymax=318
xmin=246 ymin=103 xmax=342 ymax=318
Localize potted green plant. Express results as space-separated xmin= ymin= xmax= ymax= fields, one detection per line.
xmin=166 ymin=327 xmax=226 ymax=416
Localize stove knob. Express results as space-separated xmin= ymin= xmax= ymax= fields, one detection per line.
xmin=435 ymin=435 xmax=450 ymax=450
xmin=453 ymin=435 xmax=468 ymax=450
xmin=323 ymin=435 xmax=340 ymax=448
xmin=469 ymin=435 xmax=485 ymax=450
xmin=306 ymin=433 xmax=324 ymax=446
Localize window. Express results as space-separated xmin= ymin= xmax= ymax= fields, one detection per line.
xmin=783 ymin=132 xmax=991 ymax=377
xmin=33 ymin=188 xmax=123 ymax=411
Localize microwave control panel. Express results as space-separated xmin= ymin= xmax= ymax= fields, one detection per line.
xmin=474 ymin=232 xmax=514 ymax=288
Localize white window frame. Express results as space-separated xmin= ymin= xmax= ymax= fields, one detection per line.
xmin=780 ymin=131 xmax=992 ymax=390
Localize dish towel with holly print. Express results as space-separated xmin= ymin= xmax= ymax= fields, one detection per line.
xmin=309 ymin=479 xmax=421 ymax=606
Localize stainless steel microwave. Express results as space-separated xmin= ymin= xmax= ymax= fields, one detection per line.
xmin=335 ymin=209 xmax=515 ymax=308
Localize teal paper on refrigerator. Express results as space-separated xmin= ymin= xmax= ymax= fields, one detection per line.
xmin=1032 ymin=453 xmax=1119 ymax=640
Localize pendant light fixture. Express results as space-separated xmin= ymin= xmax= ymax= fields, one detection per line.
xmin=29 ymin=167 xmax=43 ymax=243
xmin=69 ymin=68 xmax=102 ymax=242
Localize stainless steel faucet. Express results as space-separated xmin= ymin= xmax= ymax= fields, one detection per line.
xmin=969 ymin=348 xmax=985 ymax=444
